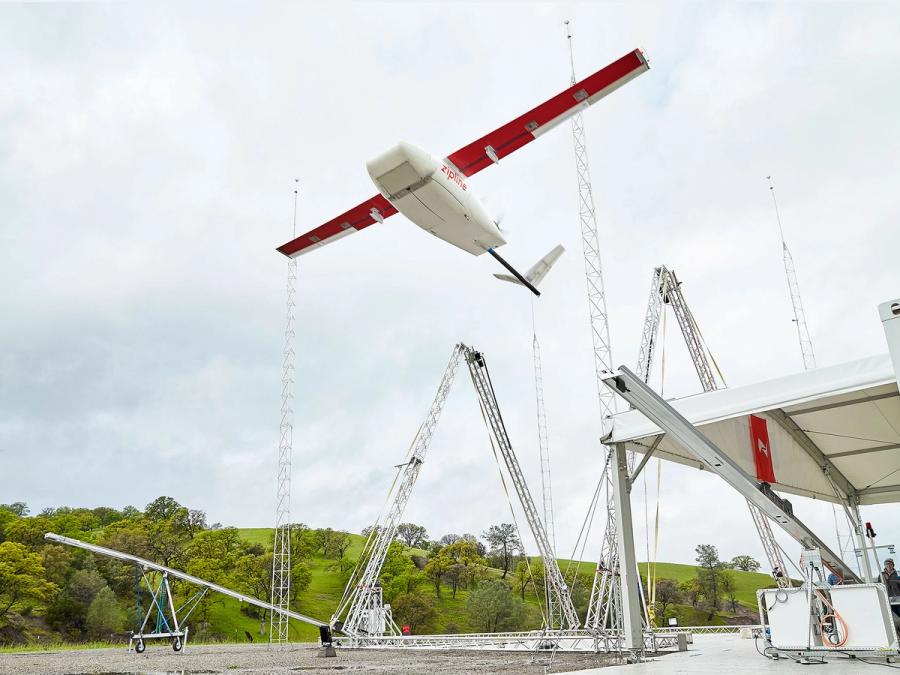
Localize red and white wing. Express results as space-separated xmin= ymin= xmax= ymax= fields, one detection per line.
xmin=277 ymin=50 xmax=646 ymax=259
xmin=276 ymin=194 xmax=398 ymax=258
xmin=445 ymin=49 xmax=648 ymax=178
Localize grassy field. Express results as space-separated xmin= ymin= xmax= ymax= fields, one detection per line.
xmin=559 ymin=558 xmax=772 ymax=600
xmin=0 ymin=528 xmax=768 ymax=651
xmin=639 ymin=561 xmax=773 ymax=608
xmin=0 ymin=641 xmax=119 ymax=654
xmin=228 ymin=528 xmax=768 ymax=639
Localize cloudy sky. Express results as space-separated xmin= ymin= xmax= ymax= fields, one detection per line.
xmin=2 ymin=2 xmax=899 ymax=574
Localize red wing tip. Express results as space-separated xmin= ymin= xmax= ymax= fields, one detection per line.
xmin=633 ymin=48 xmax=649 ymax=68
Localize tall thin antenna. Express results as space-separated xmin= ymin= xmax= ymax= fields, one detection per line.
xmin=564 ymin=20 xmax=576 ymax=85
xmin=767 ymin=176 xmax=816 ymax=370
xmin=531 ymin=299 xmax=559 ymax=628
xmin=767 ymin=176 xmax=859 ymax=568
xmin=271 ymin=179 xmax=299 ymax=645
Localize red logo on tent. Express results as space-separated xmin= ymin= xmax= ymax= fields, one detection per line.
xmin=749 ymin=414 xmax=776 ymax=483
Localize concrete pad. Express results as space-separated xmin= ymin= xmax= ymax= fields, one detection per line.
xmin=576 ymin=634 xmax=884 ymax=673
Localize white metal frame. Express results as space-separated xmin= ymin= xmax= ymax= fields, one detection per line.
xmin=757 ymin=577 xmax=898 ymax=659
xmin=563 ymin=19 xmax=627 ymax=642
xmin=466 ymin=347 xmax=580 ymax=629
xmin=600 ymin=367 xmax=861 ymax=583
xmin=271 ymin=182 xmax=300 ymax=644
xmin=333 ymin=345 xmax=464 ymax=636
xmin=128 ymin=570 xmax=208 ymax=653
xmin=634 ymin=265 xmax=789 ymax=590
xmin=335 ymin=628 xmax=683 ymax=652
xmin=598 ymin=366 xmax=870 ymax=646
xmin=44 ymin=533 xmax=334 ymax=651
xmin=335 ymin=344 xmax=580 ymax=636
xmin=334 ymin=344 xmax=582 ymax=643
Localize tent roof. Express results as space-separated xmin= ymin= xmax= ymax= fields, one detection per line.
xmin=608 ymin=354 xmax=900 ymax=505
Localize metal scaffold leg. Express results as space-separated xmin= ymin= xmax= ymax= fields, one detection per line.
xmin=465 ymin=347 xmax=580 ymax=630
xmin=333 ymin=345 xmax=464 ymax=637
xmin=332 ymin=344 xmax=623 ymax=650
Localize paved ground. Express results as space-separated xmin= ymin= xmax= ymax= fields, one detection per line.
xmin=0 ymin=642 xmax=627 ymax=674
xmin=10 ymin=635 xmax=885 ymax=675
xmin=584 ymin=634 xmax=890 ymax=674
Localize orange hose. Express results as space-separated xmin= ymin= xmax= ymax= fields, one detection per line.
xmin=814 ymin=589 xmax=849 ymax=648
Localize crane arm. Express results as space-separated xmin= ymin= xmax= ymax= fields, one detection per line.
xmin=44 ymin=532 xmax=333 ymax=641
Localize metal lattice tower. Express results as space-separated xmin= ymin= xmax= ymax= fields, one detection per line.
xmin=532 ymin=324 xmax=560 ymax=629
xmin=767 ymin=177 xmax=816 ymax=371
xmin=335 ymin=344 xmax=580 ymax=637
xmin=767 ymin=178 xmax=854 ymax=566
xmin=270 ymin=180 xmax=299 ymax=644
xmin=561 ymin=21 xmax=622 ymax=633
xmin=635 ymin=266 xmax=789 ymax=590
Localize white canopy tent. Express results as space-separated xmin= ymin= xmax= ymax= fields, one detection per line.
xmin=607 ymin=354 xmax=900 ymax=506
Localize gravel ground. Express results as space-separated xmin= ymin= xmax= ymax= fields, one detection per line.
xmin=0 ymin=642 xmax=629 ymax=674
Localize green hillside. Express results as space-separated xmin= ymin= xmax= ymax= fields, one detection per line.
xmin=234 ymin=529 xmax=770 ymax=639
xmin=0 ymin=498 xmax=772 ymax=649
xmin=556 ymin=558 xmax=771 ymax=606
xmin=232 ymin=529 xmax=544 ymax=641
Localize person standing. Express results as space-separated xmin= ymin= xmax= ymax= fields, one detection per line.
xmin=883 ymin=558 xmax=899 ymax=584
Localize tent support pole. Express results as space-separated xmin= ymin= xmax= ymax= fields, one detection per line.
xmin=853 ymin=500 xmax=874 ymax=582
xmin=612 ymin=442 xmax=643 ymax=652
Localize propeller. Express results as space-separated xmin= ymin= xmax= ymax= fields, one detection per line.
xmin=480 ymin=189 xmax=508 ymax=232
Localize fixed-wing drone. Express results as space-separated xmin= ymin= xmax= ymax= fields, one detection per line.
xmin=277 ymin=50 xmax=649 ymax=296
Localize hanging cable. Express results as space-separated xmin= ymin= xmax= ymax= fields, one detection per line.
xmin=475 ymin=389 xmax=549 ymax=628
xmin=646 ymin=299 xmax=669 ymax=624
xmin=333 ymin=460 xmax=408 ymax=618
xmin=690 ymin=309 xmax=727 ymax=388
xmin=650 ymin=457 xmax=662 ymax=626
xmin=641 ymin=454 xmax=652 ymax=624
xmin=564 ymin=461 xmax=609 ymax=584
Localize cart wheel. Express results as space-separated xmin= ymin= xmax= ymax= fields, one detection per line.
xmin=172 ymin=636 xmax=182 ymax=652
xmin=135 ymin=640 xmax=146 ymax=654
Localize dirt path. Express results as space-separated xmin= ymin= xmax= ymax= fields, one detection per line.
xmin=0 ymin=642 xmax=626 ymax=674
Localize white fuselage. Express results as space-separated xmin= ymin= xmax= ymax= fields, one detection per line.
xmin=366 ymin=142 xmax=506 ymax=255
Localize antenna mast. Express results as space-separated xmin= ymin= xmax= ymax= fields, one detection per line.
xmin=531 ymin=305 xmax=559 ymax=628
xmin=270 ymin=179 xmax=300 ymax=645
xmin=563 ymin=20 xmax=625 ymax=633
xmin=767 ymin=176 xmax=816 ymax=370
xmin=766 ymin=178 xmax=857 ymax=566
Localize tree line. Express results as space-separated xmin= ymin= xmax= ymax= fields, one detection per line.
xmin=0 ymin=498 xmax=764 ymax=644
xmin=0 ymin=500 xmax=547 ymax=643
xmin=0 ymin=498 xmax=316 ymax=644
xmin=647 ymin=544 xmax=762 ymax=625
xmin=356 ymin=521 xmax=549 ymax=633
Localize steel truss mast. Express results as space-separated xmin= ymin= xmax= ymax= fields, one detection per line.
xmin=333 ymin=344 xmax=579 ymax=637
xmin=634 ymin=266 xmax=789 ymax=588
